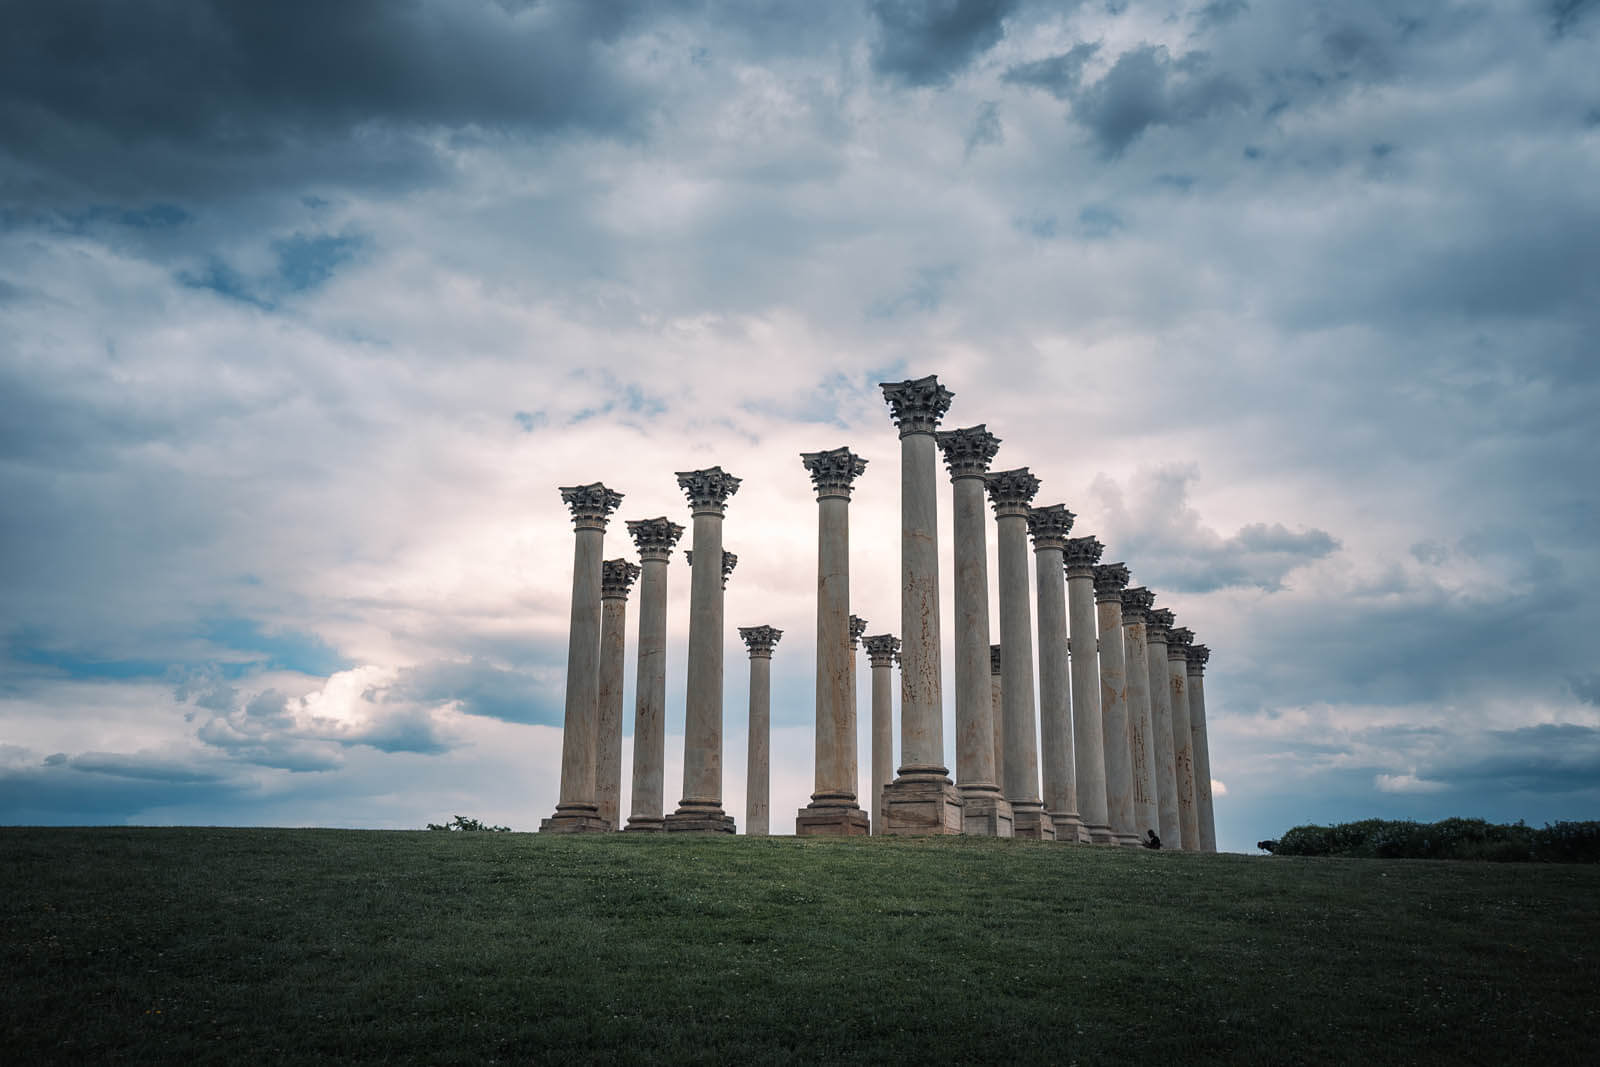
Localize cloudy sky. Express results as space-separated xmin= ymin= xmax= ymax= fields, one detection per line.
xmin=3 ymin=0 xmax=1597 ymax=851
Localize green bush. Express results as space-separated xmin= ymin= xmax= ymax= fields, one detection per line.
xmin=1270 ymin=818 xmax=1600 ymax=862
xmin=425 ymin=815 xmax=511 ymax=832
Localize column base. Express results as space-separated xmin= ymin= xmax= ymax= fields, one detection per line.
xmin=1011 ymin=803 xmax=1057 ymax=841
xmin=623 ymin=816 xmax=665 ymax=833
xmin=881 ymin=775 xmax=965 ymax=835
xmin=959 ymin=787 xmax=1014 ymax=837
xmin=539 ymin=807 xmax=613 ymax=834
xmin=1086 ymin=822 xmax=1119 ymax=845
xmin=1050 ymin=810 xmax=1090 ymax=842
xmin=663 ymin=808 xmax=737 ymax=834
xmin=795 ymin=802 xmax=871 ymax=836
xmin=1114 ymin=831 xmax=1144 ymax=847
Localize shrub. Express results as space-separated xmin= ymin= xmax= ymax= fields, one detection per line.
xmin=426 ymin=816 xmax=511 ymax=832
xmin=1270 ymin=818 xmax=1600 ymax=862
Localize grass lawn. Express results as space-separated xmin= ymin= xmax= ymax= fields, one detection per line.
xmin=3 ymin=828 xmax=1597 ymax=1063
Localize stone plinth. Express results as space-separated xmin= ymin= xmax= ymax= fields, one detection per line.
xmin=595 ymin=558 xmax=639 ymax=831
xmin=1093 ymin=563 xmax=1140 ymax=847
xmin=740 ymin=625 xmax=782 ymax=837
xmin=623 ymin=517 xmax=683 ymax=832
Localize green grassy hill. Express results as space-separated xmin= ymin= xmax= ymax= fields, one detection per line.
xmin=4 ymin=828 xmax=1597 ymax=1063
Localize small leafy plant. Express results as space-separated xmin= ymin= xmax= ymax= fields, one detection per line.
xmin=426 ymin=815 xmax=511 ymax=832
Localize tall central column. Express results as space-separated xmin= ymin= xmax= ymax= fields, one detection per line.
xmin=596 ymin=558 xmax=640 ymax=832
xmin=987 ymin=469 xmax=1054 ymax=840
xmin=542 ymin=482 xmax=623 ymax=834
xmin=1065 ymin=536 xmax=1112 ymax=844
xmin=666 ymin=466 xmax=741 ymax=834
xmin=1186 ymin=643 xmax=1217 ymax=853
xmin=1093 ymin=563 xmax=1139 ymax=847
xmin=624 ymin=517 xmax=684 ymax=832
xmin=739 ymin=625 xmax=782 ymax=837
xmin=936 ymin=424 xmax=1012 ymax=837
xmin=1166 ymin=625 xmax=1199 ymax=851
xmin=797 ymin=447 xmax=871 ymax=836
xmin=879 ymin=375 xmax=964 ymax=834
xmin=1120 ymin=586 xmax=1159 ymax=841
xmin=863 ymin=633 xmax=900 ymax=834
xmin=1146 ymin=607 xmax=1182 ymax=848
xmin=1027 ymin=502 xmax=1078 ymax=842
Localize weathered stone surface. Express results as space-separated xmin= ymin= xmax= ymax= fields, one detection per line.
xmin=1026 ymin=504 xmax=1083 ymax=843
xmin=863 ymin=634 xmax=900 ymax=835
xmin=1094 ymin=564 xmax=1139 ymax=846
xmin=1121 ymin=587 xmax=1159 ymax=840
xmin=1146 ymin=607 xmax=1181 ymax=847
xmin=1166 ymin=625 xmax=1199 ymax=851
xmin=1064 ymin=534 xmax=1112 ymax=844
xmin=1187 ymin=644 xmax=1217 ymax=853
xmin=624 ymin=518 xmax=682 ymax=833
xmin=991 ymin=644 xmax=1005 ymax=793
xmin=740 ymin=625 xmax=782 ymax=837
xmin=595 ymin=559 xmax=638 ymax=831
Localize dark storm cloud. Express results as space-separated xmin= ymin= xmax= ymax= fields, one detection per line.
xmin=1001 ymin=42 xmax=1100 ymax=99
xmin=1068 ymin=46 xmax=1251 ymax=156
xmin=1429 ymin=724 xmax=1600 ymax=794
xmin=0 ymin=758 xmax=255 ymax=825
xmin=386 ymin=658 xmax=563 ymax=728
xmin=869 ymin=0 xmax=1021 ymax=87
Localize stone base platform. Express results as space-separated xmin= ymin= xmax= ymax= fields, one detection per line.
xmin=539 ymin=806 xmax=613 ymax=834
xmin=623 ymin=816 xmax=665 ymax=833
xmin=1012 ymin=804 xmax=1057 ymax=840
xmin=1050 ymin=812 xmax=1089 ymax=842
xmin=959 ymin=788 xmax=1015 ymax=837
xmin=796 ymin=803 xmax=871 ymax=836
xmin=881 ymin=775 xmax=964 ymax=835
xmin=1114 ymin=831 xmax=1143 ymax=847
xmin=1086 ymin=823 xmax=1119 ymax=845
xmin=663 ymin=810 xmax=737 ymax=834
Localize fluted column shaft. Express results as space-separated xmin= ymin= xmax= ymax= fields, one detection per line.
xmin=1146 ymin=615 xmax=1181 ymax=847
xmin=1188 ymin=646 xmax=1216 ymax=852
xmin=1066 ymin=549 xmax=1110 ymax=844
xmin=1094 ymin=566 xmax=1139 ymax=847
xmin=625 ymin=518 xmax=681 ymax=832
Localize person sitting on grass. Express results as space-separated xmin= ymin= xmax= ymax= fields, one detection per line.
xmin=1143 ymin=829 xmax=1162 ymax=850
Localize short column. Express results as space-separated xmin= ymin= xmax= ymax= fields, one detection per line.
xmin=987 ymin=469 xmax=1054 ymax=840
xmin=1028 ymin=503 xmax=1081 ymax=842
xmin=1065 ymin=535 xmax=1113 ymax=844
xmin=739 ymin=625 xmax=783 ymax=837
xmin=1145 ymin=607 xmax=1182 ymax=848
xmin=990 ymin=645 xmax=1005 ymax=793
xmin=596 ymin=558 xmax=640 ymax=831
xmin=1187 ymin=643 xmax=1217 ymax=853
xmin=542 ymin=482 xmax=623 ymax=834
xmin=666 ymin=467 xmax=741 ymax=834
xmin=863 ymin=634 xmax=900 ymax=834
xmin=624 ymin=517 xmax=684 ymax=832
xmin=1166 ymin=625 xmax=1199 ymax=851
xmin=1120 ymin=587 xmax=1160 ymax=843
xmin=1092 ymin=564 xmax=1139 ymax=846
xmin=879 ymin=376 xmax=964 ymax=834
xmin=936 ymin=424 xmax=1012 ymax=837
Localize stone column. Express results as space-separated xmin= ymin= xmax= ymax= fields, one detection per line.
xmin=936 ymin=425 xmax=1012 ymax=837
xmin=863 ymin=634 xmax=900 ymax=835
xmin=1166 ymin=625 xmax=1199 ymax=851
xmin=1092 ymin=563 xmax=1139 ymax=847
xmin=1146 ymin=607 xmax=1182 ymax=848
xmin=596 ymin=558 xmax=640 ymax=832
xmin=739 ymin=625 xmax=782 ymax=837
xmin=1027 ymin=503 xmax=1080 ymax=842
xmin=986 ymin=468 xmax=1053 ymax=840
xmin=542 ymin=482 xmax=623 ymax=833
xmin=878 ymin=375 xmax=963 ymax=834
xmin=624 ymin=517 xmax=684 ymax=832
xmin=666 ymin=467 xmax=741 ymax=834
xmin=849 ymin=613 xmax=868 ymax=779
xmin=1120 ymin=587 xmax=1160 ymax=842
xmin=990 ymin=644 xmax=1005 ymax=792
xmin=1065 ymin=535 xmax=1114 ymax=844
xmin=797 ymin=447 xmax=871 ymax=836
xmin=1187 ymin=643 xmax=1217 ymax=853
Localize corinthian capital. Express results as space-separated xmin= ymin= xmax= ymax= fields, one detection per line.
xmin=880 ymin=374 xmax=954 ymax=437
xmin=1166 ymin=626 xmax=1194 ymax=655
xmin=1121 ymin=586 xmax=1154 ymax=622
xmin=676 ymin=467 xmax=741 ymax=515
xmin=626 ymin=516 xmax=685 ymax=561
xmin=801 ymin=447 xmax=868 ymax=498
xmin=984 ymin=467 xmax=1040 ymax=517
xmin=1025 ymin=503 xmax=1076 ymax=550
xmin=1147 ymin=608 xmax=1175 ymax=641
xmin=559 ymin=482 xmax=624 ymax=529
xmin=739 ymin=625 xmax=783 ymax=658
xmin=684 ymin=549 xmax=738 ymax=587
xmin=849 ymin=614 xmax=868 ymax=648
xmin=1093 ymin=562 xmax=1131 ymax=597
xmin=935 ymin=424 xmax=1001 ymax=480
xmin=1186 ymin=644 xmax=1210 ymax=673
xmin=1063 ymin=535 xmax=1104 ymax=574
xmin=601 ymin=559 xmax=641 ymax=599
xmin=863 ymin=633 xmax=901 ymax=668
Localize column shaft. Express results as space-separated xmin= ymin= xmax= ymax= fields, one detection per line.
xmin=991 ymin=646 xmax=1005 ymax=793
xmin=1123 ymin=611 xmax=1159 ymax=840
xmin=997 ymin=512 xmax=1052 ymax=838
xmin=1188 ymin=660 xmax=1216 ymax=852
xmin=1147 ymin=628 xmax=1181 ymax=847
xmin=554 ymin=525 xmax=605 ymax=819
xmin=1034 ymin=544 xmax=1078 ymax=840
xmin=626 ymin=556 xmax=670 ymax=831
xmin=680 ymin=511 xmax=724 ymax=808
xmin=814 ymin=495 xmax=852 ymax=798
xmin=595 ymin=591 xmax=627 ymax=830
xmin=747 ymin=654 xmax=771 ymax=836
xmin=1168 ymin=647 xmax=1199 ymax=851
xmin=898 ymin=430 xmax=945 ymax=774
xmin=951 ymin=474 xmax=1010 ymax=835
xmin=1096 ymin=593 xmax=1139 ymax=846
xmin=1067 ymin=570 xmax=1111 ymax=843
xmin=871 ymin=657 xmax=894 ymax=833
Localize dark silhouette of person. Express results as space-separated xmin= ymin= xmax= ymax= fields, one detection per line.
xmin=1143 ymin=829 xmax=1162 ymax=850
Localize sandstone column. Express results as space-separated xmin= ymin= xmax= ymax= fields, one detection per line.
xmin=1065 ymin=535 xmax=1113 ymax=844
xmin=1027 ymin=503 xmax=1081 ymax=842
xmin=863 ymin=633 xmax=900 ymax=834
xmin=666 ymin=467 xmax=740 ymax=834
xmin=986 ymin=469 xmax=1054 ymax=840
xmin=624 ymin=517 xmax=684 ymax=832
xmin=1092 ymin=563 xmax=1139 ymax=847
xmin=879 ymin=375 xmax=963 ymax=834
xmin=1187 ymin=643 xmax=1217 ymax=853
xmin=542 ymin=482 xmax=623 ymax=833
xmin=739 ymin=625 xmax=782 ymax=837
xmin=1166 ymin=625 xmax=1199 ymax=851
xmin=990 ymin=644 xmax=1005 ymax=792
xmin=936 ymin=425 xmax=1012 ymax=837
xmin=596 ymin=558 xmax=640 ymax=831
xmin=1121 ymin=587 xmax=1159 ymax=841
xmin=1146 ymin=607 xmax=1182 ymax=847
xmin=797 ymin=447 xmax=871 ymax=836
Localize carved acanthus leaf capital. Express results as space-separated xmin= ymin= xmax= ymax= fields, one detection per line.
xmin=801 ymin=447 xmax=868 ymax=498
xmin=1166 ymin=625 xmax=1194 ymax=651
xmin=880 ymin=374 xmax=954 ymax=436
xmin=601 ymin=559 xmax=641 ymax=599
xmin=739 ymin=625 xmax=783 ymax=657
xmin=560 ymin=482 xmax=624 ymax=529
xmin=1121 ymin=586 xmax=1154 ymax=622
xmin=1093 ymin=562 xmax=1131 ymax=597
xmin=675 ymin=467 xmax=741 ymax=515
xmin=935 ymin=424 xmax=1001 ymax=479
xmin=849 ymin=614 xmax=868 ymax=647
xmin=1063 ymin=535 xmax=1104 ymax=572
xmin=863 ymin=633 xmax=901 ymax=667
xmin=1026 ymin=503 xmax=1076 ymax=550
xmin=1146 ymin=607 xmax=1175 ymax=642
xmin=984 ymin=467 xmax=1040 ymax=517
xmin=1186 ymin=644 xmax=1210 ymax=672
xmin=626 ymin=516 xmax=685 ymax=560
xmin=990 ymin=644 xmax=1002 ymax=675
xmin=684 ymin=549 xmax=738 ymax=587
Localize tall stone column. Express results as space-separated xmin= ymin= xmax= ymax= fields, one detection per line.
xmin=595 ymin=558 xmax=640 ymax=831
xmin=666 ymin=467 xmax=741 ymax=834
xmin=990 ymin=644 xmax=1005 ymax=793
xmin=739 ymin=625 xmax=782 ymax=837
xmin=863 ymin=634 xmax=900 ymax=834
xmin=986 ymin=469 xmax=1053 ymax=840
xmin=1065 ymin=535 xmax=1113 ymax=845
xmin=1027 ymin=503 xmax=1079 ymax=842
xmin=1121 ymin=587 xmax=1159 ymax=841
xmin=542 ymin=482 xmax=623 ymax=834
xmin=936 ymin=425 xmax=1012 ymax=837
xmin=1146 ymin=607 xmax=1182 ymax=847
xmin=1092 ymin=563 xmax=1139 ymax=846
xmin=879 ymin=375 xmax=963 ymax=834
xmin=1166 ymin=625 xmax=1199 ymax=851
xmin=624 ymin=517 xmax=684 ymax=832
xmin=850 ymin=613 xmax=868 ymax=780
xmin=1187 ymin=644 xmax=1217 ymax=853
xmin=797 ymin=447 xmax=871 ymax=836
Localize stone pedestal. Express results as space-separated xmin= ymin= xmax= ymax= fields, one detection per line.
xmin=595 ymin=559 xmax=639 ymax=831
xmin=542 ymin=482 xmax=623 ymax=834
xmin=1093 ymin=564 xmax=1140 ymax=846
xmin=1146 ymin=608 xmax=1182 ymax=848
xmin=879 ymin=376 xmax=964 ymax=833
xmin=937 ymin=425 xmax=1012 ymax=838
xmin=987 ymin=469 xmax=1053 ymax=841
xmin=1166 ymin=625 xmax=1199 ymax=851
xmin=1187 ymin=644 xmax=1217 ymax=853
xmin=1065 ymin=535 xmax=1112 ymax=844
xmin=623 ymin=517 xmax=682 ymax=832
xmin=1121 ymin=587 xmax=1159 ymax=841
xmin=739 ymin=626 xmax=782 ymax=836
xmin=864 ymin=634 xmax=900 ymax=835
xmin=666 ymin=467 xmax=741 ymax=835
